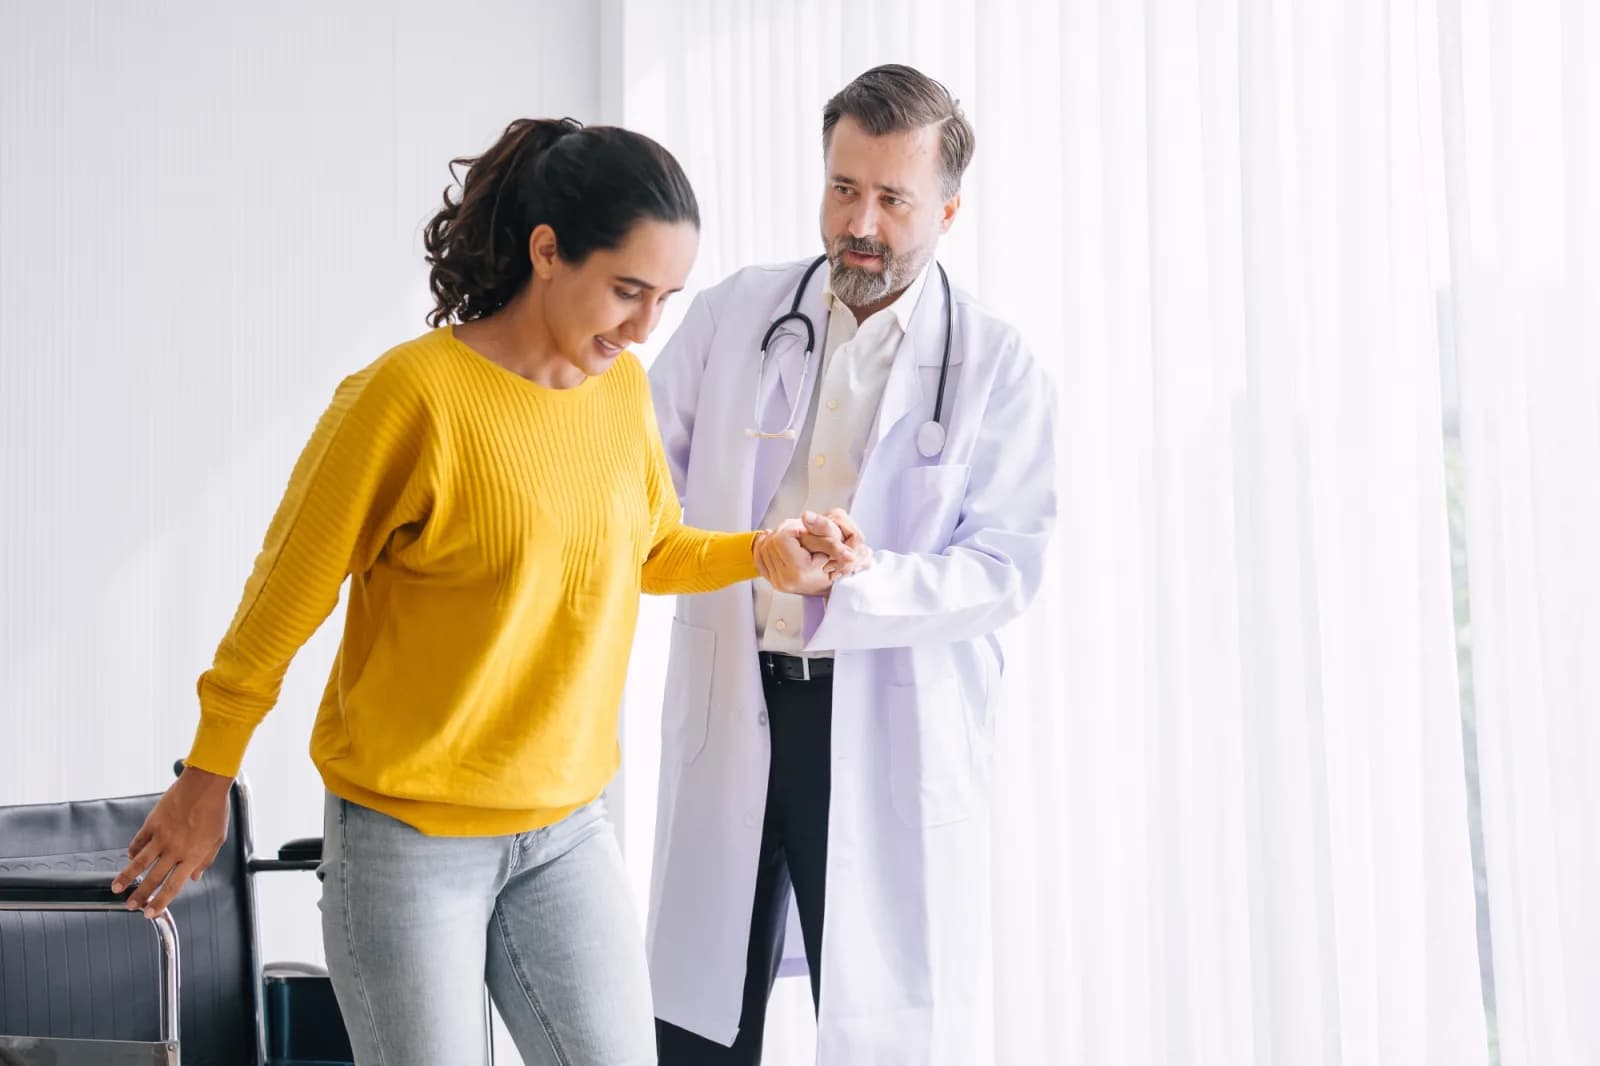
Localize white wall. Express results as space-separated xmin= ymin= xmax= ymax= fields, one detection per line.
xmin=0 ymin=3 xmax=603 ymax=1060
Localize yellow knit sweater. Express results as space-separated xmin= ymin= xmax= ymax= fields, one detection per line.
xmin=185 ymin=327 xmax=757 ymax=835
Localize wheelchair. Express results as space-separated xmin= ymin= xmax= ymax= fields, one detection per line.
xmin=0 ymin=766 xmax=355 ymax=1065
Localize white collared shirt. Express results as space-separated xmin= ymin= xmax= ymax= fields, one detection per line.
xmin=754 ymin=262 xmax=932 ymax=654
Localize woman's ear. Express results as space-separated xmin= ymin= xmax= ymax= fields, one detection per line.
xmin=528 ymin=223 xmax=561 ymax=280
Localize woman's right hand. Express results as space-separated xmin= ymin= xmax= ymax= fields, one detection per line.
xmin=111 ymin=765 xmax=234 ymax=918
xmin=755 ymin=518 xmax=837 ymax=596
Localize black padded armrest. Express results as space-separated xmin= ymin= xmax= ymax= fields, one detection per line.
xmin=247 ymin=836 xmax=322 ymax=873
xmin=0 ymin=869 xmax=134 ymax=906
xmin=278 ymin=837 xmax=322 ymax=863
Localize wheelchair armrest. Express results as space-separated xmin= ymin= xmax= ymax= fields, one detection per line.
xmin=0 ymin=871 xmax=184 ymax=1043
xmin=0 ymin=869 xmax=133 ymax=906
xmin=277 ymin=837 xmax=322 ymax=863
xmin=247 ymin=836 xmax=322 ymax=873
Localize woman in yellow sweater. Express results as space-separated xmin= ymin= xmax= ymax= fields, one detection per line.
xmin=109 ymin=118 xmax=845 ymax=1066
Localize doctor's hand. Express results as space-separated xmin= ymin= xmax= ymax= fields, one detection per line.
xmin=754 ymin=517 xmax=836 ymax=596
xmin=798 ymin=508 xmax=873 ymax=579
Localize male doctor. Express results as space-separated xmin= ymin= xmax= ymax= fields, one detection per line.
xmin=648 ymin=64 xmax=1058 ymax=1065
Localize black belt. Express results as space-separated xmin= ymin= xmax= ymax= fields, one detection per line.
xmin=759 ymin=651 xmax=834 ymax=682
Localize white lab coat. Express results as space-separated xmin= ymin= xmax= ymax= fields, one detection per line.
xmin=646 ymin=259 xmax=1058 ymax=1065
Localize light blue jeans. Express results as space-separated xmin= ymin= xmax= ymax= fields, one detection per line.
xmin=318 ymin=793 xmax=656 ymax=1066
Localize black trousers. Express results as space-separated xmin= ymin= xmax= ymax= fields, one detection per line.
xmin=656 ymin=666 xmax=833 ymax=1065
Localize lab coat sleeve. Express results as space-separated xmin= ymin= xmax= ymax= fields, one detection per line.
xmin=648 ymin=289 xmax=718 ymax=499
xmin=804 ymin=353 xmax=1058 ymax=652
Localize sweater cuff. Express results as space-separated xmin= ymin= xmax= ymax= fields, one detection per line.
xmin=706 ymin=530 xmax=761 ymax=582
xmin=188 ymin=672 xmax=264 ymax=778
xmin=185 ymin=714 xmax=257 ymax=779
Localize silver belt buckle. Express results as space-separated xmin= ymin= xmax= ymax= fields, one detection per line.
xmin=799 ymin=656 xmax=811 ymax=682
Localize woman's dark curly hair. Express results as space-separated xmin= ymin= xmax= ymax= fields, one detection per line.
xmin=423 ymin=118 xmax=699 ymax=327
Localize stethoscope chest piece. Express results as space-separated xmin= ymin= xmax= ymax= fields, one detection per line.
xmin=915 ymin=420 xmax=946 ymax=459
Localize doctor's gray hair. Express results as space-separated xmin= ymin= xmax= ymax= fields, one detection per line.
xmin=822 ymin=64 xmax=975 ymax=200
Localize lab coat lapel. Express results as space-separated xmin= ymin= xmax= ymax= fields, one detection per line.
xmin=866 ymin=272 xmax=948 ymax=461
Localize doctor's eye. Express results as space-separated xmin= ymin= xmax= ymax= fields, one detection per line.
xmin=614 ymin=288 xmax=643 ymax=301
xmin=832 ymin=184 xmax=856 ymax=198
xmin=882 ymin=196 xmax=906 ymax=208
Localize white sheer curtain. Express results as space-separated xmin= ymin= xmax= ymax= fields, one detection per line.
xmin=1437 ymin=2 xmax=1600 ymax=1063
xmin=611 ymin=1 xmax=1492 ymax=1063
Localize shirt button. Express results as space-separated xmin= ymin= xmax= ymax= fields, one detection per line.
xmin=745 ymin=814 xmax=758 ymax=827
xmin=826 ymin=398 xmax=840 ymax=411
xmin=775 ymin=619 xmax=789 ymax=633
xmin=758 ymin=711 xmax=769 ymax=726
xmin=815 ymin=454 xmax=827 ymax=468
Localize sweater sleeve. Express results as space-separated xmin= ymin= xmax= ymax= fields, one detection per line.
xmin=638 ymin=374 xmax=758 ymax=595
xmin=187 ymin=357 xmax=435 ymax=777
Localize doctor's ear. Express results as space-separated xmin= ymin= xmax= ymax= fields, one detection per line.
xmin=939 ymin=193 xmax=961 ymax=235
xmin=528 ymin=223 xmax=563 ymax=280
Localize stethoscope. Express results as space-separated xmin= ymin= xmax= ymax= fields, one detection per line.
xmin=748 ymin=254 xmax=954 ymax=459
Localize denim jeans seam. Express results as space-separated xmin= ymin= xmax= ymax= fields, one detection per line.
xmin=493 ymin=899 xmax=571 ymax=1066
xmin=339 ymin=800 xmax=390 ymax=1066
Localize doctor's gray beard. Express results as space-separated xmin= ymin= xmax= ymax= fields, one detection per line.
xmin=826 ymin=236 xmax=933 ymax=310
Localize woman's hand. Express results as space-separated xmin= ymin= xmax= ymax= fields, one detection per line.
xmin=754 ymin=509 xmax=874 ymax=593
xmin=754 ymin=518 xmax=835 ymax=596
xmin=111 ymin=765 xmax=234 ymax=918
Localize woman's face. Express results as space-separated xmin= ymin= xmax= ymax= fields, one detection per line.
xmin=537 ymin=218 xmax=699 ymax=377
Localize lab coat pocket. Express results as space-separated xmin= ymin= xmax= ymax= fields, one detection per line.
xmin=886 ymin=679 xmax=978 ymax=828
xmin=664 ymin=618 xmax=716 ymax=765
xmin=891 ymin=463 xmax=971 ymax=554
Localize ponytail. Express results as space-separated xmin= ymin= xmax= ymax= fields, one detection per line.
xmin=422 ymin=118 xmax=699 ymax=327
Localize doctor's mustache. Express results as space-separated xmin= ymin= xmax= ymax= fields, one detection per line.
xmin=827 ymin=235 xmax=910 ymax=303
xmin=829 ymin=236 xmax=894 ymax=264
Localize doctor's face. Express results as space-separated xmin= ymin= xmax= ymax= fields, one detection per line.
xmin=820 ymin=115 xmax=960 ymax=315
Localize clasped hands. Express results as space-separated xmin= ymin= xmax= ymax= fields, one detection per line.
xmin=753 ymin=508 xmax=873 ymax=596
